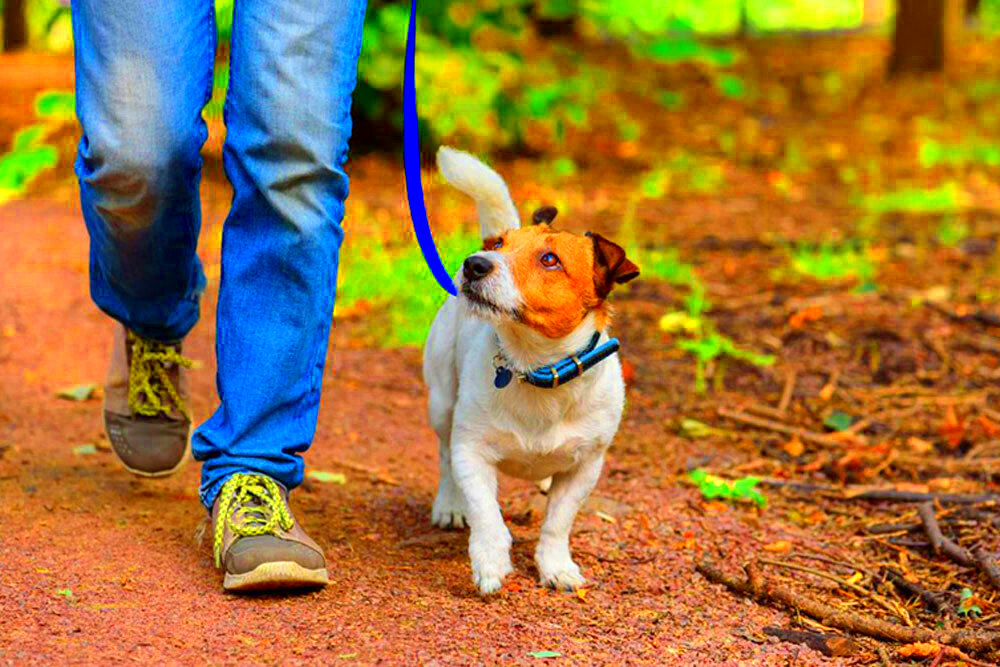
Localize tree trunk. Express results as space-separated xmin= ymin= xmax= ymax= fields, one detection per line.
xmin=889 ymin=0 xmax=946 ymax=76
xmin=3 ymin=0 xmax=28 ymax=52
xmin=889 ymin=0 xmax=964 ymax=77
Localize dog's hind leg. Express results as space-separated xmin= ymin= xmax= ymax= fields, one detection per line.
xmin=535 ymin=453 xmax=605 ymax=591
xmin=429 ymin=388 xmax=467 ymax=529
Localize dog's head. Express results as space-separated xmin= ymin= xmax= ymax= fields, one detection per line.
xmin=460 ymin=208 xmax=640 ymax=339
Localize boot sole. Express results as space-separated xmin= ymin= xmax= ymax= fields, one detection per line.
xmin=224 ymin=561 xmax=330 ymax=592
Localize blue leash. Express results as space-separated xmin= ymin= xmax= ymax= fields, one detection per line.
xmin=494 ymin=332 xmax=621 ymax=389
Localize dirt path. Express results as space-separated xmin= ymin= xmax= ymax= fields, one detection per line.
xmin=0 ymin=195 xmax=848 ymax=665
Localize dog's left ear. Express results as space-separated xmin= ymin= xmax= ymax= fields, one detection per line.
xmin=587 ymin=232 xmax=640 ymax=299
xmin=532 ymin=206 xmax=558 ymax=225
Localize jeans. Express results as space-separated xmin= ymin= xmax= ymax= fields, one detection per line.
xmin=71 ymin=0 xmax=368 ymax=507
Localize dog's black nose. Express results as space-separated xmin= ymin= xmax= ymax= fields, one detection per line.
xmin=463 ymin=256 xmax=494 ymax=282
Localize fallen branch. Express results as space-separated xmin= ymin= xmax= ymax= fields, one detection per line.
xmin=717 ymin=408 xmax=845 ymax=447
xmin=696 ymin=558 xmax=1000 ymax=653
xmin=974 ymin=548 xmax=1000 ymax=590
xmin=759 ymin=558 xmax=906 ymax=621
xmin=880 ymin=567 xmax=946 ymax=613
xmin=917 ymin=501 xmax=976 ymax=567
xmin=759 ymin=478 xmax=1000 ymax=504
xmin=762 ymin=627 xmax=859 ymax=657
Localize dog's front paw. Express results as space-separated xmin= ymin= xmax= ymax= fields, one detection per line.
xmin=472 ymin=557 xmax=513 ymax=596
xmin=470 ymin=529 xmax=513 ymax=596
xmin=537 ymin=550 xmax=586 ymax=591
xmin=431 ymin=487 xmax=467 ymax=529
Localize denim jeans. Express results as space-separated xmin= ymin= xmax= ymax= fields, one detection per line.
xmin=71 ymin=0 xmax=368 ymax=507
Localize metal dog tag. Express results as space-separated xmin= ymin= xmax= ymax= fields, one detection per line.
xmin=494 ymin=366 xmax=514 ymax=389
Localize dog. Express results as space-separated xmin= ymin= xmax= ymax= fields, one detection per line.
xmin=422 ymin=147 xmax=639 ymax=595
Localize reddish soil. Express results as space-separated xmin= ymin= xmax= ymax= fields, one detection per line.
xmin=9 ymin=34 xmax=1000 ymax=665
xmin=0 ymin=191 xmax=844 ymax=664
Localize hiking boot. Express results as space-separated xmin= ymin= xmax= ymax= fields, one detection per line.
xmin=104 ymin=323 xmax=195 ymax=477
xmin=212 ymin=473 xmax=329 ymax=592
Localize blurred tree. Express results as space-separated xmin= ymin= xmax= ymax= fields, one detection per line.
xmin=3 ymin=0 xmax=28 ymax=51
xmin=889 ymin=0 xmax=963 ymax=76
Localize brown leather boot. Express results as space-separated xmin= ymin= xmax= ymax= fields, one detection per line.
xmin=212 ymin=473 xmax=329 ymax=592
xmin=103 ymin=323 xmax=194 ymax=477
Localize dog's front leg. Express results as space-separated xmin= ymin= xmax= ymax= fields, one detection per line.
xmin=536 ymin=453 xmax=604 ymax=591
xmin=451 ymin=441 xmax=512 ymax=595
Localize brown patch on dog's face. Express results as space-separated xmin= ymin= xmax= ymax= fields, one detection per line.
xmin=484 ymin=226 xmax=639 ymax=338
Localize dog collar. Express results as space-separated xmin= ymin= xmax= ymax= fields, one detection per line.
xmin=492 ymin=332 xmax=620 ymax=389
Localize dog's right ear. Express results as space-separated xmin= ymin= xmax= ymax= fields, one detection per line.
xmin=587 ymin=232 xmax=640 ymax=300
xmin=532 ymin=206 xmax=558 ymax=225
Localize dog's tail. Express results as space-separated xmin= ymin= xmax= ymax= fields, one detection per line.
xmin=436 ymin=146 xmax=519 ymax=239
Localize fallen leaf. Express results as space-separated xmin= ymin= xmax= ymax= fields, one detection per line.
xmin=823 ymin=410 xmax=854 ymax=432
xmin=56 ymin=384 xmax=96 ymax=402
xmin=594 ymin=510 xmax=617 ymax=523
xmin=763 ymin=540 xmax=792 ymax=553
xmin=782 ymin=437 xmax=804 ymax=457
xmin=906 ymin=436 xmax=934 ymax=454
xmin=575 ymin=588 xmax=587 ymax=601
xmin=979 ymin=415 xmax=1000 ymax=438
xmin=527 ymin=651 xmax=562 ymax=659
xmin=306 ymin=470 xmax=347 ymax=484
xmin=897 ymin=642 xmax=940 ymax=659
xmin=789 ymin=305 xmax=824 ymax=329
xmin=940 ymin=406 xmax=965 ymax=449
xmin=72 ymin=444 xmax=98 ymax=456
xmin=55 ymin=588 xmax=73 ymax=598
xmin=845 ymin=572 xmax=863 ymax=586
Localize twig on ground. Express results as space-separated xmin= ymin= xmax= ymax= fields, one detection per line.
xmin=759 ymin=478 xmax=1000 ymax=504
xmin=778 ymin=370 xmax=797 ymax=415
xmin=974 ymin=548 xmax=1000 ymax=590
xmin=759 ymin=558 xmax=906 ymax=621
xmin=717 ymin=408 xmax=845 ymax=447
xmin=762 ymin=627 xmax=859 ymax=657
xmin=880 ymin=567 xmax=946 ymax=613
xmin=697 ymin=558 xmax=1000 ymax=653
xmin=876 ymin=644 xmax=893 ymax=667
xmin=917 ymin=501 xmax=976 ymax=567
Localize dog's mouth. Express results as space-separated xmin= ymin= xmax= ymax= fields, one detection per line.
xmin=461 ymin=284 xmax=521 ymax=321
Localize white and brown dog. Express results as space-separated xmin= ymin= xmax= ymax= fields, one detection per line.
xmin=423 ymin=147 xmax=639 ymax=595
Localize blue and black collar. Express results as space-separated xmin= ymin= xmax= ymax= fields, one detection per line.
xmin=492 ymin=332 xmax=621 ymax=389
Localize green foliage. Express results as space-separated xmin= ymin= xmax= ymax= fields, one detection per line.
xmin=34 ymin=90 xmax=75 ymax=121
xmin=688 ymin=468 xmax=767 ymax=508
xmin=787 ymin=242 xmax=877 ymax=289
xmin=959 ymin=588 xmax=983 ymax=617
xmin=823 ymin=410 xmax=853 ymax=431
xmin=0 ymin=124 xmax=58 ymax=205
xmin=919 ymin=139 xmax=1000 ymax=168
xmin=204 ymin=66 xmax=230 ymax=120
xmin=650 ymin=251 xmax=774 ymax=393
xmin=335 ymin=230 xmax=480 ymax=346
xmin=0 ymin=89 xmax=77 ymax=204
xmin=936 ymin=218 xmax=970 ymax=247
xmin=863 ymin=184 xmax=964 ymax=215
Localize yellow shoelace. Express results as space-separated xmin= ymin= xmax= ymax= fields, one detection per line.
xmin=127 ymin=333 xmax=194 ymax=418
xmin=213 ymin=473 xmax=294 ymax=568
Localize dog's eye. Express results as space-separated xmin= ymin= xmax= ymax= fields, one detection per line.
xmin=541 ymin=252 xmax=561 ymax=269
xmin=493 ymin=238 xmax=504 ymax=250
xmin=486 ymin=238 xmax=503 ymax=250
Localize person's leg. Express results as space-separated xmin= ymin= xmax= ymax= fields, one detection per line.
xmin=72 ymin=0 xmax=214 ymax=476
xmin=193 ymin=0 xmax=367 ymax=589
xmin=72 ymin=0 xmax=213 ymax=341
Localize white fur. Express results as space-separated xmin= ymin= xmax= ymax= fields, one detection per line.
xmin=436 ymin=146 xmax=520 ymax=238
xmin=423 ymin=149 xmax=626 ymax=596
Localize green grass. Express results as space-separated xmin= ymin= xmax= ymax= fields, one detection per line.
xmin=786 ymin=242 xmax=877 ymax=289
xmin=335 ymin=230 xmax=480 ymax=347
xmin=919 ymin=139 xmax=1000 ymax=168
xmin=863 ymin=183 xmax=965 ymax=215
